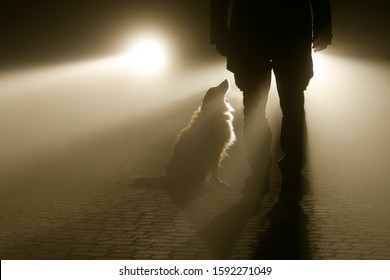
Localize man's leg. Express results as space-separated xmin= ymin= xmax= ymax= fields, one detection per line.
xmin=277 ymin=84 xmax=306 ymax=174
xmin=234 ymin=65 xmax=273 ymax=199
xmin=272 ymin=44 xmax=313 ymax=204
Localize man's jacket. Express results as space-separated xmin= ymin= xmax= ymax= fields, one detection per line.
xmin=210 ymin=0 xmax=332 ymax=71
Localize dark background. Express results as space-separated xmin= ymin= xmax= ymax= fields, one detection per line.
xmin=0 ymin=0 xmax=389 ymax=70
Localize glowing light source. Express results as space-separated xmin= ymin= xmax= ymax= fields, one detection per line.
xmin=124 ymin=36 xmax=167 ymax=74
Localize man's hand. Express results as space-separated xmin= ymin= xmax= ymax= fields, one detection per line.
xmin=313 ymin=34 xmax=331 ymax=52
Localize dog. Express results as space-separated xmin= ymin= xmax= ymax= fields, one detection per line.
xmin=166 ymin=79 xmax=235 ymax=203
xmin=133 ymin=79 xmax=235 ymax=207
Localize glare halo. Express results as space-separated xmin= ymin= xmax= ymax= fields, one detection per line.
xmin=125 ymin=35 xmax=167 ymax=74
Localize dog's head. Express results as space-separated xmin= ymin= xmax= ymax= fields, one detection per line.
xmin=201 ymin=79 xmax=231 ymax=112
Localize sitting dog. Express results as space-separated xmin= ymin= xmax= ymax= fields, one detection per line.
xmin=132 ymin=79 xmax=235 ymax=207
xmin=166 ymin=79 xmax=236 ymax=205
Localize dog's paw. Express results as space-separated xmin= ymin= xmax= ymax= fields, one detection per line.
xmin=214 ymin=180 xmax=229 ymax=188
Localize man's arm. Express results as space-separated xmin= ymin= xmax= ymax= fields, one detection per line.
xmin=210 ymin=0 xmax=232 ymax=56
xmin=310 ymin=0 xmax=333 ymax=52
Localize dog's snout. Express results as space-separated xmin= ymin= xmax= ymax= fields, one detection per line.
xmin=219 ymin=79 xmax=229 ymax=89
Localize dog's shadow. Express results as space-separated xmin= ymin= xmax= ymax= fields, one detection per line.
xmin=131 ymin=175 xmax=210 ymax=209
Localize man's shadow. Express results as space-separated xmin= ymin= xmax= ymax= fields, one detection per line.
xmin=253 ymin=173 xmax=311 ymax=259
xmin=197 ymin=172 xmax=311 ymax=259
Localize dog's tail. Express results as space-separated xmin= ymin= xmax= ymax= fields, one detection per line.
xmin=131 ymin=175 xmax=166 ymax=188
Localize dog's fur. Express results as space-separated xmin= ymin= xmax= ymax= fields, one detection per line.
xmin=165 ymin=79 xmax=235 ymax=205
xmin=132 ymin=79 xmax=235 ymax=207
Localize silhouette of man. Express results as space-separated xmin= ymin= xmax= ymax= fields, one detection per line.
xmin=210 ymin=0 xmax=332 ymax=202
